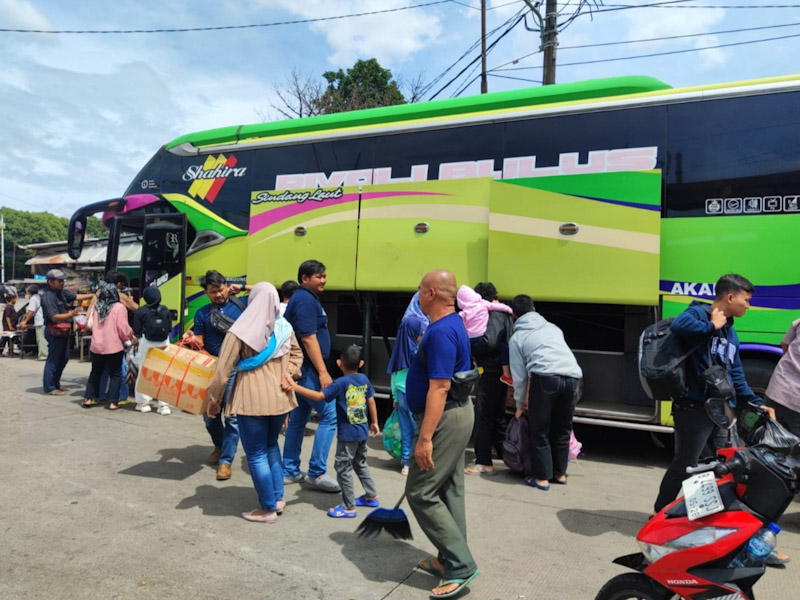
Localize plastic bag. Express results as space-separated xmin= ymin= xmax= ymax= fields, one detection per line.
xmin=569 ymin=430 xmax=582 ymax=461
xmin=751 ymin=416 xmax=800 ymax=452
xmin=382 ymin=408 xmax=402 ymax=459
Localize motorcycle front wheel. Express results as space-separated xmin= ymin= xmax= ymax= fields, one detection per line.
xmin=595 ymin=573 xmax=674 ymax=600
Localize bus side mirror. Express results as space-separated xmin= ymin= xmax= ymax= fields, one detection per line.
xmin=67 ymin=215 xmax=87 ymax=260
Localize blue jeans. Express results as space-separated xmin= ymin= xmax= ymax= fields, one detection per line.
xmin=238 ymin=414 xmax=286 ymax=512
xmin=203 ymin=372 xmax=239 ymax=465
xmin=99 ymin=355 xmax=129 ymax=400
xmin=43 ymin=329 xmax=70 ymax=393
xmin=395 ymin=389 xmax=417 ymax=465
xmin=282 ymin=366 xmax=337 ymax=479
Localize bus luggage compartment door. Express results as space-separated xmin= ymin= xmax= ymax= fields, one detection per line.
xmin=246 ymin=186 xmax=358 ymax=291
xmin=355 ymin=180 xmax=490 ymax=291
xmin=487 ymin=171 xmax=662 ymax=305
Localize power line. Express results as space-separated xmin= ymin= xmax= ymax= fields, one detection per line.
xmin=0 ymin=0 xmax=452 ymax=34
xmin=490 ymin=19 xmax=800 ymax=71
xmin=429 ymin=12 xmax=526 ymax=100
xmin=494 ymin=30 xmax=800 ymax=71
xmin=420 ymin=6 xmax=527 ymax=98
xmin=489 ymin=73 xmax=543 ymax=83
xmin=603 ymin=3 xmax=800 ymax=8
xmin=450 ymin=0 xmax=527 ymax=10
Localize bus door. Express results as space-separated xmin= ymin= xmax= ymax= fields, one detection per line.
xmin=487 ymin=170 xmax=663 ymax=423
xmin=107 ymin=213 xmax=186 ymax=338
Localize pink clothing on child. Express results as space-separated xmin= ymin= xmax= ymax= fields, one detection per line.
xmin=89 ymin=302 xmax=133 ymax=355
xmin=456 ymin=285 xmax=513 ymax=338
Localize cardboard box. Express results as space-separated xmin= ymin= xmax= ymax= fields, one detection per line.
xmin=136 ymin=345 xmax=217 ymax=415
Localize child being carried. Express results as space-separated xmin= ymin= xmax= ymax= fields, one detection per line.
xmin=457 ymin=285 xmax=514 ymax=386
xmin=290 ymin=344 xmax=381 ymax=518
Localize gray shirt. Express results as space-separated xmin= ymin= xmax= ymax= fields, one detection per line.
xmin=509 ymin=311 xmax=583 ymax=408
xmin=766 ymin=318 xmax=800 ymax=412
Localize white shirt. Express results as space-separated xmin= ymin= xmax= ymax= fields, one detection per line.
xmin=27 ymin=293 xmax=44 ymax=327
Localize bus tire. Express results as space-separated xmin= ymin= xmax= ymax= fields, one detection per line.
xmin=741 ymin=357 xmax=777 ymax=399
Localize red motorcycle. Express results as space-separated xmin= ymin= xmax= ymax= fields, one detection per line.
xmin=596 ymin=400 xmax=799 ymax=600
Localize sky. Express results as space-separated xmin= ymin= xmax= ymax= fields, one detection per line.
xmin=1 ymin=0 xmax=799 ymax=219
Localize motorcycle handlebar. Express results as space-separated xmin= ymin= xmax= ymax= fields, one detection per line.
xmin=685 ymin=455 xmax=746 ymax=478
xmin=686 ymin=462 xmax=719 ymax=475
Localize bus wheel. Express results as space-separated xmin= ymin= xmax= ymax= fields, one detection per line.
xmin=741 ymin=357 xmax=777 ymax=399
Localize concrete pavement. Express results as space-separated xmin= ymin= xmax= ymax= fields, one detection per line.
xmin=2 ymin=356 xmax=799 ymax=599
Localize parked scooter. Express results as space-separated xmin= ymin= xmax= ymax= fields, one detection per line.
xmin=595 ymin=398 xmax=799 ymax=600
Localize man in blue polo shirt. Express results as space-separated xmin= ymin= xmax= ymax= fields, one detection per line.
xmin=184 ymin=270 xmax=248 ymax=481
xmin=282 ymin=259 xmax=340 ymax=493
xmin=405 ymin=270 xmax=479 ymax=599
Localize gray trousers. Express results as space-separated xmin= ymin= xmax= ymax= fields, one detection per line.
xmin=35 ymin=326 xmax=48 ymax=360
xmin=335 ymin=439 xmax=377 ymax=510
xmin=406 ymin=403 xmax=477 ymax=580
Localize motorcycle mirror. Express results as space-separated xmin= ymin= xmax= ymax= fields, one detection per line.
xmin=705 ymin=397 xmax=737 ymax=430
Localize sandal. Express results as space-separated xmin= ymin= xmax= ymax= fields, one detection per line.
xmin=524 ymin=476 xmax=550 ymax=491
xmin=81 ymin=398 xmax=100 ymax=408
xmin=465 ymin=464 xmax=497 ymax=476
xmin=430 ymin=570 xmax=480 ymax=599
xmin=327 ymin=505 xmax=357 ymax=518
xmin=47 ymin=390 xmax=66 ymax=396
xmin=106 ymin=403 xmax=120 ymax=411
xmin=418 ymin=557 xmax=445 ymax=577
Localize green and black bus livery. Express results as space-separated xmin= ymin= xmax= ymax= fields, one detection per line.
xmin=68 ymin=74 xmax=800 ymax=431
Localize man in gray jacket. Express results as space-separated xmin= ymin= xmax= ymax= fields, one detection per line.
xmin=509 ymin=294 xmax=582 ymax=491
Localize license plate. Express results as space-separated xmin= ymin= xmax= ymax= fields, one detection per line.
xmin=682 ymin=471 xmax=724 ymax=520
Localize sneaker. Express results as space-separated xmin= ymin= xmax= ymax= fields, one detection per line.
xmin=401 ymin=465 xmax=409 ymax=476
xmin=304 ymin=474 xmax=341 ymax=493
xmin=135 ymin=403 xmax=152 ymax=413
xmin=157 ymin=405 xmax=171 ymax=415
xmin=284 ymin=472 xmax=306 ymax=484
xmin=500 ymin=375 xmax=514 ymax=386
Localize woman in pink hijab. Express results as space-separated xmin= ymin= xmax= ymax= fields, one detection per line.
xmin=206 ymin=282 xmax=303 ymax=523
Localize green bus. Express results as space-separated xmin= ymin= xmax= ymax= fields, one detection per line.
xmin=67 ymin=73 xmax=800 ymax=431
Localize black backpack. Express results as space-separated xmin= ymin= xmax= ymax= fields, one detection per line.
xmin=638 ymin=306 xmax=710 ymax=401
xmin=503 ymin=416 xmax=532 ymax=475
xmin=142 ymin=305 xmax=173 ymax=341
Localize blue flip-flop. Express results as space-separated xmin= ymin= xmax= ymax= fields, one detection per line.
xmin=327 ymin=505 xmax=357 ymax=518
xmin=524 ymin=476 xmax=550 ymax=491
xmin=355 ymin=495 xmax=379 ymax=507
xmin=430 ymin=570 xmax=480 ymax=599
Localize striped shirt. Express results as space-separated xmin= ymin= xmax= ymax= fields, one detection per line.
xmin=207 ymin=332 xmax=303 ymax=416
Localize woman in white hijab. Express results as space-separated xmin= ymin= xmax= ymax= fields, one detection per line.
xmin=207 ymin=282 xmax=303 ymax=523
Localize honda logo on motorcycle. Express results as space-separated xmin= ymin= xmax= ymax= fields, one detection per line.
xmin=666 ymin=578 xmax=699 ymax=585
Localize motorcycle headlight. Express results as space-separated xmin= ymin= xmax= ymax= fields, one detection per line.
xmin=639 ymin=527 xmax=737 ymax=564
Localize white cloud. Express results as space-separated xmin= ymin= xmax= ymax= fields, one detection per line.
xmin=259 ymin=0 xmax=445 ymax=67
xmin=0 ymin=0 xmax=52 ymax=30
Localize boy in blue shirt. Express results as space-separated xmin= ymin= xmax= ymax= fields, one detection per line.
xmin=290 ymin=344 xmax=380 ymax=518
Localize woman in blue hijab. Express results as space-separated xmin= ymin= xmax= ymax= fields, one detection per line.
xmin=387 ymin=316 xmax=426 ymax=475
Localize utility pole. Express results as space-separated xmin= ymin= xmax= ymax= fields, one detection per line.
xmin=480 ymin=0 xmax=488 ymax=93
xmin=524 ymin=0 xmax=558 ymax=85
xmin=542 ymin=0 xmax=557 ymax=85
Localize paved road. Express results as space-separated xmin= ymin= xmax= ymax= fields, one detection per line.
xmin=2 ymin=357 xmax=799 ymax=599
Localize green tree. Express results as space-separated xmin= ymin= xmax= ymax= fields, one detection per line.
xmin=318 ymin=58 xmax=406 ymax=114
xmin=0 ymin=207 xmax=107 ymax=280
xmin=269 ymin=59 xmax=421 ymax=120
